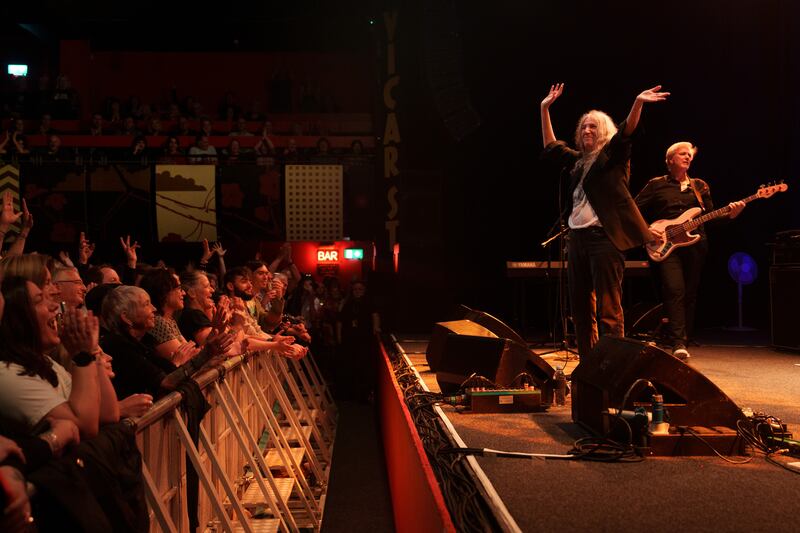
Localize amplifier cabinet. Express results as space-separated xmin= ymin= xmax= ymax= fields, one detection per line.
xmin=770 ymin=266 xmax=800 ymax=351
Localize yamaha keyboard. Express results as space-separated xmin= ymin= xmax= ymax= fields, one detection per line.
xmin=506 ymin=260 xmax=651 ymax=278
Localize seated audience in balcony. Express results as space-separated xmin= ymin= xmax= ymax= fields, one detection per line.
xmin=229 ymin=117 xmax=253 ymax=136
xmin=139 ymin=103 xmax=153 ymax=122
xmin=36 ymin=113 xmax=58 ymax=135
xmin=218 ymin=92 xmax=241 ymax=121
xmin=125 ymin=135 xmax=150 ymax=162
xmin=126 ymin=96 xmax=142 ymax=120
xmin=100 ymin=285 xmax=232 ymax=400
xmin=199 ymin=117 xmax=214 ymax=138
xmin=51 ymin=75 xmax=79 ymax=119
xmin=0 ymin=272 xmax=119 ymax=439
xmin=0 ymin=130 xmax=29 ymax=158
xmin=166 ymin=103 xmax=181 ymax=121
xmin=37 ymin=134 xmax=69 ymax=161
xmin=117 ymin=116 xmax=140 ymax=136
xmin=188 ymin=135 xmax=218 ymax=164
xmin=9 ymin=118 xmax=26 ymax=138
xmin=146 ymin=117 xmax=163 ymax=137
xmin=160 ymin=135 xmax=187 ymax=163
xmin=283 ymin=138 xmax=300 ymax=162
xmin=222 ymin=138 xmax=250 ymax=164
xmin=88 ymin=113 xmax=105 ymax=136
xmin=172 ymin=115 xmax=193 ymax=136
xmin=106 ymin=98 xmax=122 ymax=131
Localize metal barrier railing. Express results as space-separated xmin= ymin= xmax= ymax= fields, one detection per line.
xmin=132 ymin=349 xmax=337 ymax=533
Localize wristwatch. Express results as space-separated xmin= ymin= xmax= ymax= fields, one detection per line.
xmin=73 ymin=351 xmax=95 ymax=367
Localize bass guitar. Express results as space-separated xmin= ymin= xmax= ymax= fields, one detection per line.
xmin=646 ymin=182 xmax=788 ymax=262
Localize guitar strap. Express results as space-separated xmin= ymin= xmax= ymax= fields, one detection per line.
xmin=689 ymin=179 xmax=707 ymax=211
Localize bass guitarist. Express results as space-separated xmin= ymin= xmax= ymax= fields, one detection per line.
xmin=635 ymin=142 xmax=745 ymax=360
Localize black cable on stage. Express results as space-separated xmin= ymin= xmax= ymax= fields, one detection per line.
xmin=385 ymin=337 xmax=499 ymax=533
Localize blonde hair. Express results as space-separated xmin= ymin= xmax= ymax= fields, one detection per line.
xmin=574 ymin=110 xmax=617 ymax=153
xmin=0 ymin=254 xmax=54 ymax=288
xmin=665 ymin=142 xmax=698 ymax=167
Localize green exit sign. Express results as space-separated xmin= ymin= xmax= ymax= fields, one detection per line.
xmin=344 ymin=248 xmax=364 ymax=260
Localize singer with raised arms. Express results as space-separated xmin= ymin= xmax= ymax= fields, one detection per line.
xmin=539 ymin=83 xmax=668 ymax=359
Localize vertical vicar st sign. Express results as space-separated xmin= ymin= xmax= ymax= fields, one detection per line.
xmin=383 ymin=10 xmax=401 ymax=272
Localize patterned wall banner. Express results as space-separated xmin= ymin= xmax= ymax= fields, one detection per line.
xmin=285 ymin=164 xmax=343 ymax=241
xmin=218 ymin=164 xmax=284 ymax=245
xmin=87 ymin=163 xmax=153 ymax=244
xmin=19 ymin=162 xmax=87 ymax=252
xmin=0 ymin=164 xmax=21 ymax=237
xmin=155 ymin=165 xmax=217 ymax=242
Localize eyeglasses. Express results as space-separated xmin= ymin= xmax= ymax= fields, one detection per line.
xmin=55 ymin=279 xmax=85 ymax=286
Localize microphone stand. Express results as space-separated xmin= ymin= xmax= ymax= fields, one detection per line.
xmin=536 ymin=168 xmax=579 ymax=362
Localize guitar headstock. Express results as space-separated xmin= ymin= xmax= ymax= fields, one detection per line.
xmin=757 ymin=181 xmax=789 ymax=198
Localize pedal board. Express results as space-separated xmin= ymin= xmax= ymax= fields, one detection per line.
xmin=467 ymin=388 xmax=543 ymax=413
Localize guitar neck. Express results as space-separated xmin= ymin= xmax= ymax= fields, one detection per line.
xmin=683 ymin=193 xmax=759 ymax=231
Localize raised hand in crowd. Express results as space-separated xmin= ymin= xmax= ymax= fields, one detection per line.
xmin=78 ymin=231 xmax=95 ymax=265
xmin=20 ymin=199 xmax=32 ymax=230
xmin=0 ymin=190 xmax=23 ymax=234
xmin=120 ymin=235 xmax=140 ymax=268
xmin=58 ymin=250 xmax=75 ymax=267
xmin=211 ymin=241 xmax=226 ymax=257
xmin=200 ymin=238 xmax=214 ymax=265
xmin=118 ymin=394 xmax=154 ymax=418
xmin=0 ymin=194 xmax=32 ymax=257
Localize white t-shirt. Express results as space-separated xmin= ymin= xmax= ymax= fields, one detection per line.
xmin=0 ymin=358 xmax=72 ymax=431
xmin=568 ymin=155 xmax=602 ymax=229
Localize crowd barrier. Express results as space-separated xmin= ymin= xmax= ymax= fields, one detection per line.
xmin=131 ymin=349 xmax=337 ymax=532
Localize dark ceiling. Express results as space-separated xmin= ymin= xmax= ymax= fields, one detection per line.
xmin=3 ymin=1 xmax=379 ymax=51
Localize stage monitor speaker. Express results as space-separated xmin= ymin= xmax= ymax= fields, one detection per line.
xmin=770 ymin=266 xmax=800 ymax=351
xmin=452 ymin=305 xmax=527 ymax=346
xmin=426 ymin=319 xmax=554 ymax=395
xmin=571 ymin=337 xmax=742 ymax=435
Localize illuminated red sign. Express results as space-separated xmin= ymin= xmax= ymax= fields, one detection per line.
xmin=317 ymin=249 xmax=339 ymax=263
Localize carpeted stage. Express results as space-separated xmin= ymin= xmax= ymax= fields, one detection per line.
xmin=398 ymin=338 xmax=800 ymax=532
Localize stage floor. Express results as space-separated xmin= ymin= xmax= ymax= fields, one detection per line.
xmin=397 ymin=338 xmax=800 ymax=532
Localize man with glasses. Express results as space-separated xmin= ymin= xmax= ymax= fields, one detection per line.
xmin=52 ymin=266 xmax=87 ymax=310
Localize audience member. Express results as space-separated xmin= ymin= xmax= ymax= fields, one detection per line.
xmin=188 ymin=135 xmax=218 ymax=164
xmin=160 ymin=135 xmax=187 ymax=163
xmin=229 ymin=117 xmax=252 ymax=136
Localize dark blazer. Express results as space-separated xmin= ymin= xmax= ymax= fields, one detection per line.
xmin=542 ymin=120 xmax=652 ymax=251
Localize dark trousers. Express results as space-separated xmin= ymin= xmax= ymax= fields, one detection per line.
xmin=656 ymin=239 xmax=707 ymax=347
xmin=567 ymin=227 xmax=625 ymax=358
